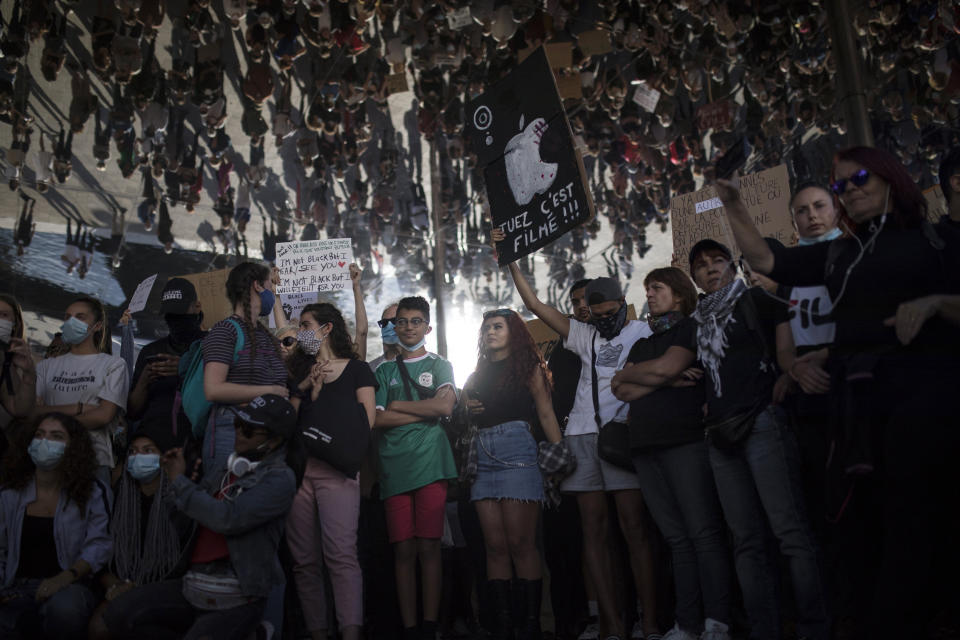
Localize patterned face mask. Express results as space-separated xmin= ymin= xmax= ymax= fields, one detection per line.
xmin=593 ymin=303 xmax=627 ymax=341
xmin=296 ymin=329 xmax=324 ymax=355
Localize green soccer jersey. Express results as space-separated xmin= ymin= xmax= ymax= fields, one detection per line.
xmin=374 ymin=353 xmax=458 ymax=499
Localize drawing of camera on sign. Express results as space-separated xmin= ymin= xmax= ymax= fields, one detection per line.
xmin=465 ymin=47 xmax=594 ymax=266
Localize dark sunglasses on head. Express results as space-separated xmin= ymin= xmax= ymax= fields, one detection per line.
xmin=280 ymin=336 xmax=297 ymax=347
xmin=377 ymin=317 xmax=396 ymax=329
xmin=830 ymin=168 xmax=870 ymax=195
xmin=482 ymin=308 xmax=513 ymax=320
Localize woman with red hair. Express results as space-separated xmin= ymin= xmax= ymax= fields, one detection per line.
xmin=462 ymin=309 xmax=563 ymax=640
xmin=714 ymin=146 xmax=960 ymax=639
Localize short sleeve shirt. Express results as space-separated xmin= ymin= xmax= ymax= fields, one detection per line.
xmin=373 ymin=353 xmax=458 ymax=499
xmin=562 ymin=319 xmax=653 ymax=435
xmin=202 ymin=317 xmax=287 ymax=387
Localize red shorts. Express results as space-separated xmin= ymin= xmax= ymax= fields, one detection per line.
xmin=383 ymin=480 xmax=448 ymax=543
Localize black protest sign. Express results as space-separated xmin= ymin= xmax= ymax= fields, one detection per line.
xmin=466 ymin=47 xmax=593 ymax=266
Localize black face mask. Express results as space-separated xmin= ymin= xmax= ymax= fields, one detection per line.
xmin=593 ymin=303 xmax=628 ymax=341
xmin=165 ymin=313 xmax=204 ymax=345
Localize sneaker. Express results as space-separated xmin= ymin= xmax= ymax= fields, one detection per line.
xmin=631 ymin=620 xmax=646 ymax=639
xmin=579 ymin=623 xmax=600 ymax=640
xmin=660 ymin=624 xmax=697 ymax=640
xmin=699 ymin=618 xmax=730 ymax=640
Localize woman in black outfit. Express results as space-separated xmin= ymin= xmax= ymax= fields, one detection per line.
xmin=715 ymin=147 xmax=960 ymax=639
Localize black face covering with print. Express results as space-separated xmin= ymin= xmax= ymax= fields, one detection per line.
xmin=594 ymin=303 xmax=627 ymax=341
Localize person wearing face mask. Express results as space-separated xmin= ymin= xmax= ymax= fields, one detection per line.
xmin=717 ymin=148 xmax=960 ymax=639
xmin=201 ymin=261 xmax=290 ymax=475
xmin=89 ymin=423 xmax=196 ymax=640
xmin=286 ymin=303 xmax=376 ymax=640
xmin=128 ymin=278 xmax=206 ymax=443
xmin=0 ymin=413 xmax=113 ymax=640
xmin=505 ymin=259 xmax=659 ymax=640
xmin=0 ymin=294 xmax=37 ymax=438
xmin=101 ymin=394 xmax=297 ymax=640
xmin=367 ymin=302 xmax=401 ymax=373
xmin=34 ymin=297 xmax=129 ymax=484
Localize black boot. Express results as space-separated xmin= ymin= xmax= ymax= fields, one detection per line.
xmin=487 ymin=579 xmax=514 ymax=640
xmin=515 ymin=579 xmax=542 ymax=640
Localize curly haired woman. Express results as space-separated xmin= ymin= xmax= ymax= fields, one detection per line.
xmin=462 ymin=308 xmax=563 ymax=640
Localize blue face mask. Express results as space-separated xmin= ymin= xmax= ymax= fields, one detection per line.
xmin=380 ymin=323 xmax=400 ymax=345
xmin=259 ymin=289 xmax=275 ymax=317
xmin=797 ymin=227 xmax=842 ymax=246
xmin=28 ymin=438 xmax=67 ymax=470
xmin=60 ymin=316 xmax=91 ymax=345
xmin=126 ymin=453 xmax=161 ymax=482
xmin=400 ymin=336 xmax=427 ymax=353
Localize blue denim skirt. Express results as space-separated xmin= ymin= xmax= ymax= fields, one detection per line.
xmin=470 ymin=421 xmax=544 ymax=503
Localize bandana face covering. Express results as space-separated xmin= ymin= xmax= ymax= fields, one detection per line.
xmin=691 ymin=279 xmax=747 ymax=397
xmin=593 ymin=303 xmax=628 ymax=341
xmin=296 ymin=329 xmax=323 ymax=355
xmin=647 ymin=311 xmax=685 ymax=335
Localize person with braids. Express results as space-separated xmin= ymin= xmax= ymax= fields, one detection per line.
xmin=0 ymin=413 xmax=113 ymax=639
xmin=34 ymin=297 xmax=129 ymax=484
xmin=461 ymin=308 xmax=563 ymax=640
xmin=88 ymin=422 xmax=195 ymax=640
xmin=286 ymin=303 xmax=377 ymax=640
xmin=201 ymin=261 xmax=289 ymax=474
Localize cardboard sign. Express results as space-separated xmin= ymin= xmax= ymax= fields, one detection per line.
xmin=519 ymin=42 xmax=573 ymax=69
xmin=128 ymin=274 xmax=158 ymax=314
xmin=466 ymin=47 xmax=593 ymax=266
xmin=175 ymin=269 xmax=232 ymax=330
xmin=447 ymin=6 xmax=472 ymax=30
xmin=924 ymin=184 xmax=948 ymax=223
xmin=632 ymin=83 xmax=661 ymax=112
xmin=276 ymin=238 xmax=354 ymax=295
xmin=385 ymin=73 xmax=409 ymax=95
xmin=577 ymin=29 xmax=612 ymax=57
xmin=556 ymin=72 xmax=582 ymax=100
xmin=670 ymin=164 xmax=793 ymax=275
xmin=696 ymin=99 xmax=736 ymax=131
xmin=527 ymin=306 xmax=639 ymax=361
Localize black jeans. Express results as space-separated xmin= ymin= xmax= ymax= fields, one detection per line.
xmin=102 ymin=579 xmax=265 ymax=640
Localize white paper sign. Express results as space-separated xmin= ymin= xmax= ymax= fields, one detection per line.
xmin=695 ymin=197 xmax=723 ymax=214
xmin=448 ymin=6 xmax=472 ymax=30
xmin=276 ymin=238 xmax=354 ymax=295
xmin=632 ymin=83 xmax=661 ymax=113
xmin=128 ymin=274 xmax=158 ymax=313
xmin=281 ymin=292 xmax=320 ymax=322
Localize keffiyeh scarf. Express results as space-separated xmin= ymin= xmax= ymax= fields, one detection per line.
xmin=692 ymin=278 xmax=747 ymax=398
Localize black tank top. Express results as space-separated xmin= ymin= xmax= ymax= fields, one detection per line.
xmin=469 ymin=357 xmax=537 ymax=429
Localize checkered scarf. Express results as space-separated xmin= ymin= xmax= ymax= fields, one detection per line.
xmin=692 ymin=278 xmax=747 ymax=398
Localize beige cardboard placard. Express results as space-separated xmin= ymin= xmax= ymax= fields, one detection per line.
xmin=527 ymin=306 xmax=638 ymax=361
xmin=175 ymin=269 xmax=232 ymax=330
xmin=556 ymin=71 xmax=582 ymax=99
xmin=670 ymin=164 xmax=793 ymax=275
xmin=519 ymin=41 xmax=573 ymax=69
xmin=924 ymin=184 xmax=947 ymax=223
xmin=385 ymin=73 xmax=409 ymax=95
xmin=577 ymin=29 xmax=612 ymax=57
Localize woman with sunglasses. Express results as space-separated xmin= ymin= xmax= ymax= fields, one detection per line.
xmin=462 ymin=308 xmax=563 ymax=640
xmin=715 ymin=147 xmax=960 ymax=639
xmin=285 ymin=303 xmax=376 ymax=640
xmin=275 ymin=325 xmax=299 ymax=360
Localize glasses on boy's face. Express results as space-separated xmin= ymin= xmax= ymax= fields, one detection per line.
xmin=377 ymin=317 xmax=396 ymax=329
xmin=394 ymin=318 xmax=425 ymax=328
xmin=830 ymin=168 xmax=870 ymax=195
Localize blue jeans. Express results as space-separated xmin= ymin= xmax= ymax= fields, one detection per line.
xmin=708 ymin=407 xmax=829 ymax=640
xmin=0 ymin=579 xmax=97 ymax=639
xmin=633 ymin=440 xmax=733 ymax=633
xmin=203 ymin=407 xmax=237 ymax=474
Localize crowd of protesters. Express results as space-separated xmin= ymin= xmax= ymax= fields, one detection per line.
xmin=3 ymin=0 xmax=960 ymax=299
xmin=1 ymin=144 xmax=960 ymax=640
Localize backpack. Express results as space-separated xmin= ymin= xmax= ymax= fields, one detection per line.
xmin=178 ymin=317 xmax=244 ymax=438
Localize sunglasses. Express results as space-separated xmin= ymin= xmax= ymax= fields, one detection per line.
xmin=280 ymin=336 xmax=297 ymax=347
xmin=482 ymin=308 xmax=513 ymax=320
xmin=377 ymin=317 xmax=396 ymax=329
xmin=830 ymin=168 xmax=870 ymax=195
xmin=238 ymin=423 xmax=271 ymax=439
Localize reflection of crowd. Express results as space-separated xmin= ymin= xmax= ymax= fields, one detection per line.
xmin=1 ymin=1 xmax=958 ymax=305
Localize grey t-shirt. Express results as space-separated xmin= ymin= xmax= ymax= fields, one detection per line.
xmin=37 ymin=353 xmax=129 ymax=467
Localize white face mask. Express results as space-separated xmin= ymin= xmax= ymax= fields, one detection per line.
xmin=0 ymin=318 xmax=13 ymax=344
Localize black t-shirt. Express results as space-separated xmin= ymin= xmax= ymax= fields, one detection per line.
xmin=16 ymin=515 xmax=60 ymax=580
xmin=627 ymin=317 xmax=704 ymax=451
xmin=467 ymin=357 xmax=538 ymax=430
xmin=298 ymin=359 xmax=377 ymax=438
xmin=131 ymin=334 xmax=204 ymax=432
xmin=769 ymin=222 xmax=960 ymax=361
xmin=690 ymin=287 xmax=788 ymax=420
xmin=547 ymin=345 xmax=582 ymax=426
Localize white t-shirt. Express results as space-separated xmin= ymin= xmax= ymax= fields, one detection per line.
xmin=786 ymin=285 xmax=836 ymax=348
xmin=36 ymin=353 xmax=129 ymax=467
xmin=562 ymin=318 xmax=652 ymax=436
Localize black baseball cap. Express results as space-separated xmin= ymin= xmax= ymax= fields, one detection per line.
xmin=159 ymin=278 xmax=199 ymax=315
xmin=584 ymin=277 xmax=624 ymax=305
xmin=229 ymin=394 xmax=297 ymax=439
xmin=688 ymin=239 xmax=733 ymax=270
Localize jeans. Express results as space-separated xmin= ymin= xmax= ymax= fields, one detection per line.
xmin=708 ymin=406 xmax=829 ymax=640
xmin=633 ymin=440 xmax=733 ymax=633
xmin=102 ymin=578 xmax=265 ymax=640
xmin=203 ymin=406 xmax=237 ymax=474
xmin=0 ymin=579 xmax=97 ymax=640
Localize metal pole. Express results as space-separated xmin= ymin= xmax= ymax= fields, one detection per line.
xmin=826 ymin=0 xmax=875 ymax=147
xmin=429 ymin=138 xmax=448 ymax=358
